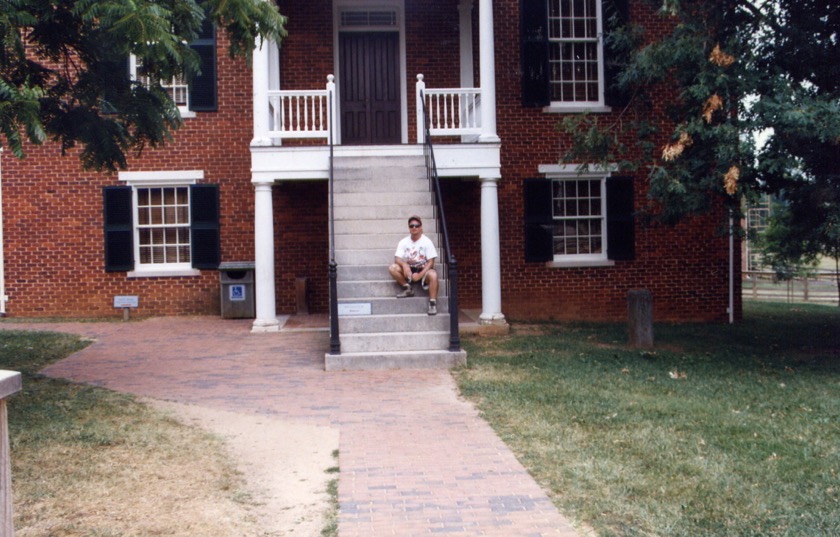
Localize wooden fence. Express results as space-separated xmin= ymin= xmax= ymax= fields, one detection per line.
xmin=742 ymin=270 xmax=839 ymax=305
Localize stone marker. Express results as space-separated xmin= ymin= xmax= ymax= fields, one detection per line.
xmin=628 ymin=289 xmax=654 ymax=349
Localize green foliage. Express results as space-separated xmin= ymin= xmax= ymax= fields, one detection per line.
xmin=760 ymin=184 xmax=840 ymax=304
xmin=0 ymin=0 xmax=287 ymax=171
xmin=560 ymin=0 xmax=840 ymax=230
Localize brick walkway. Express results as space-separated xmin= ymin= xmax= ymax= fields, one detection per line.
xmin=9 ymin=316 xmax=579 ymax=536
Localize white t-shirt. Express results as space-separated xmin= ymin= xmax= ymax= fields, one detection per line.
xmin=395 ymin=234 xmax=438 ymax=269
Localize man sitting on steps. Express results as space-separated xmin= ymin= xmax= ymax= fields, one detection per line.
xmin=389 ymin=215 xmax=439 ymax=316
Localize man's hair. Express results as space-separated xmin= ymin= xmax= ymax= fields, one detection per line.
xmin=408 ymin=215 xmax=422 ymax=226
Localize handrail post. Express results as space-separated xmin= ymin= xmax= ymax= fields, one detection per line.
xmin=326 ymin=74 xmax=336 ymax=137
xmin=327 ymin=75 xmax=340 ymax=355
xmin=447 ymin=258 xmax=461 ymax=352
xmin=1 ymin=370 xmax=22 ymax=536
xmin=329 ymin=260 xmax=340 ymax=354
xmin=416 ymin=74 xmax=426 ymax=144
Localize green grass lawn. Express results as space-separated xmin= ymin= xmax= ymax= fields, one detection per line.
xmin=455 ymin=302 xmax=840 ymax=536
xmin=2 ymin=330 xmax=265 ymax=536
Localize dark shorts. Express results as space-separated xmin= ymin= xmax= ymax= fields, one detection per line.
xmin=410 ymin=265 xmax=432 ymax=289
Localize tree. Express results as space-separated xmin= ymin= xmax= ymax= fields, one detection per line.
xmin=561 ymin=0 xmax=840 ymax=229
xmin=761 ymin=182 xmax=840 ymax=306
xmin=0 ymin=0 xmax=286 ymax=171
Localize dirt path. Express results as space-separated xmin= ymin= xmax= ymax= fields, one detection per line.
xmin=150 ymin=400 xmax=339 ymax=536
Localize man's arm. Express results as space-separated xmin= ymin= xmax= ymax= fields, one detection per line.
xmin=395 ymin=256 xmax=412 ymax=281
xmin=412 ymin=257 xmax=434 ymax=282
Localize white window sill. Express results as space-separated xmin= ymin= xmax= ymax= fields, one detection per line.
xmin=543 ymin=105 xmax=612 ymax=114
xmin=128 ymin=268 xmax=202 ymax=278
xmin=178 ymin=108 xmax=197 ymax=119
xmin=545 ymin=259 xmax=615 ymax=268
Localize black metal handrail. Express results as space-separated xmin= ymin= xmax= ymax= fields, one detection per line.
xmin=419 ymin=91 xmax=460 ymax=352
xmin=328 ymin=89 xmax=340 ymax=355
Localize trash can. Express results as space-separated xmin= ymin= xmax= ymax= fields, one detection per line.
xmin=219 ymin=262 xmax=255 ymax=319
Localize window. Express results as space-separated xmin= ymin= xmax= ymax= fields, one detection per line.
xmin=136 ymin=186 xmax=192 ymax=267
xmin=548 ymin=0 xmax=603 ymax=104
xmin=128 ymin=16 xmax=217 ymax=116
xmin=521 ymin=0 xmax=629 ymax=109
xmin=130 ymin=57 xmax=192 ymax=114
xmin=551 ymin=176 xmax=605 ymax=258
xmin=104 ymin=171 xmax=220 ymax=276
xmin=524 ymin=167 xmax=634 ymax=264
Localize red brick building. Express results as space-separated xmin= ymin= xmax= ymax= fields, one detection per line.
xmin=0 ymin=0 xmax=740 ymax=327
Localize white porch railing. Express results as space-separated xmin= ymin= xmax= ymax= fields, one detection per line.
xmin=267 ymin=75 xmax=335 ymax=140
xmin=263 ymin=74 xmax=483 ymax=143
xmin=416 ymin=74 xmax=482 ymax=143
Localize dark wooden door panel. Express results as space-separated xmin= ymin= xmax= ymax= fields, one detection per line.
xmin=340 ymin=32 xmax=400 ymax=145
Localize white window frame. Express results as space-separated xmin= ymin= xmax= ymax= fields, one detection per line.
xmin=546 ymin=0 xmax=607 ymax=112
xmin=539 ymin=164 xmax=614 ymax=267
xmin=118 ymin=170 xmax=204 ymax=278
xmin=129 ymin=55 xmax=197 ymax=119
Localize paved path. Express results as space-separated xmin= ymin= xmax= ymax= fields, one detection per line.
xmin=7 ymin=316 xmax=579 ymax=536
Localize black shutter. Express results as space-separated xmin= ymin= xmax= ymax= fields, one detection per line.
xmin=603 ymin=0 xmax=632 ymax=108
xmin=103 ymin=186 xmax=134 ymax=272
xmin=190 ymin=184 xmax=220 ymax=269
xmin=521 ymin=0 xmax=550 ymax=107
xmin=524 ymin=178 xmax=554 ymax=262
xmin=188 ymin=17 xmax=217 ymax=111
xmin=606 ymin=175 xmax=635 ymax=261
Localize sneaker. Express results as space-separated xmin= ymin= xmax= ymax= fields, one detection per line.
xmin=428 ymin=300 xmax=437 ymax=316
xmin=396 ymin=284 xmax=414 ymax=298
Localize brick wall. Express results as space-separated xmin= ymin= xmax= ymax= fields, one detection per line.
xmin=479 ymin=0 xmax=739 ymax=322
xmin=1 ymin=32 xmax=260 ymax=318
xmin=0 ymin=0 xmax=741 ymax=322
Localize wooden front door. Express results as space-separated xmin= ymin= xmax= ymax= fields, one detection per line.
xmin=339 ymin=32 xmax=401 ymax=145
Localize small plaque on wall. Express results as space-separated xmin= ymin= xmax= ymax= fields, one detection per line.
xmin=113 ymin=295 xmax=139 ymax=308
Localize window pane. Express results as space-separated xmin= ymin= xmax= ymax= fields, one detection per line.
xmin=548 ymin=0 xmax=600 ymax=103
xmin=551 ymin=178 xmax=605 ymax=258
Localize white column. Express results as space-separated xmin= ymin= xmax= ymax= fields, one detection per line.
xmin=459 ymin=0 xmax=474 ymax=88
xmin=478 ymin=0 xmax=500 ymax=142
xmin=479 ymin=177 xmax=505 ymax=324
xmin=252 ymin=180 xmax=279 ymax=332
xmin=252 ymin=37 xmax=271 ymax=147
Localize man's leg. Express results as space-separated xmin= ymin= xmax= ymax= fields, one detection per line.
xmin=389 ymin=263 xmax=408 ymax=285
xmin=390 ymin=263 xmax=414 ymax=298
xmin=424 ymin=269 xmax=439 ymax=315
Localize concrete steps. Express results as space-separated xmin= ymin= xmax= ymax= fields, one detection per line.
xmin=325 ymin=154 xmax=465 ymax=371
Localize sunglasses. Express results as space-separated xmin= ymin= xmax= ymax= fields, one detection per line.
xmin=409 ymin=223 xmax=421 ymax=228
